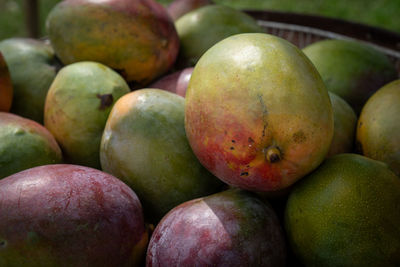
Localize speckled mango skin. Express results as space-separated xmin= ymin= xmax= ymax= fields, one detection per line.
xmin=0 ymin=38 xmax=59 ymax=123
xmin=285 ymin=154 xmax=400 ymax=267
xmin=46 ymin=0 xmax=179 ymax=85
xmin=356 ymin=79 xmax=400 ymax=176
xmin=0 ymin=112 xmax=62 ymax=179
xmin=146 ymin=188 xmax=286 ymax=266
xmin=185 ymin=33 xmax=334 ymax=192
xmin=44 ymin=62 xmax=130 ymax=169
xmin=303 ymin=39 xmax=398 ymax=114
xmin=0 ymin=52 xmax=12 ymax=112
xmin=100 ymin=89 xmax=223 ymax=222
xmin=0 ymin=164 xmax=148 ymax=267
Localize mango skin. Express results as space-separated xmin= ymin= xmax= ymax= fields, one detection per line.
xmin=356 ymin=79 xmax=400 ymax=176
xmin=303 ymin=39 xmax=398 ymax=114
xmin=0 ymin=112 xmax=62 ymax=179
xmin=0 ymin=164 xmax=147 ymax=267
xmin=327 ymin=92 xmax=357 ymax=157
xmin=185 ymin=33 xmax=334 ymax=192
xmin=100 ymin=89 xmax=223 ymax=222
xmin=148 ymin=67 xmax=193 ymax=97
xmin=0 ymin=52 xmax=13 ymax=112
xmin=46 ymin=0 xmax=179 ymax=85
xmin=44 ymin=61 xmax=130 ymax=169
xmin=175 ymin=5 xmax=264 ymax=66
xmin=147 ymin=189 xmax=286 ymax=266
xmin=167 ymin=0 xmax=213 ymax=21
xmin=285 ymin=153 xmax=400 ymax=267
xmin=0 ymin=38 xmax=59 ymax=123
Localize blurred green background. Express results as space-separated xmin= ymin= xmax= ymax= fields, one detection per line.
xmin=1 ymin=0 xmax=399 ymax=41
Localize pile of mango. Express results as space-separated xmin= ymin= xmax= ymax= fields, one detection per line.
xmin=0 ymin=0 xmax=399 ymax=266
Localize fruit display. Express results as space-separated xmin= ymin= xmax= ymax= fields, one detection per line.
xmin=1 ymin=1 xmax=400 ymax=266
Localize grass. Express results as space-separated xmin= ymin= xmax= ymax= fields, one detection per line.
xmin=0 ymin=0 xmax=399 ymax=41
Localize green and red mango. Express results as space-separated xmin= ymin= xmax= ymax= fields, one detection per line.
xmin=100 ymin=89 xmax=223 ymax=222
xmin=46 ymin=0 xmax=179 ymax=85
xmin=185 ymin=33 xmax=334 ymax=192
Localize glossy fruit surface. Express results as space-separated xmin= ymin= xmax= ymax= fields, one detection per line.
xmin=0 ymin=164 xmax=148 ymax=267
xmin=147 ymin=189 xmax=286 ymax=266
xmin=185 ymin=33 xmax=334 ymax=192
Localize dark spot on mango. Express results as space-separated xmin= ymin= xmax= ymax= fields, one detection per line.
xmin=248 ymin=137 xmax=254 ymax=144
xmin=231 ymin=140 xmax=236 ymax=143
xmin=0 ymin=239 xmax=7 ymax=249
xmin=240 ymin=171 xmax=249 ymax=176
xmin=96 ymin=94 xmax=113 ymax=110
xmin=230 ymin=147 xmax=234 ymax=150
xmin=292 ymin=130 xmax=306 ymax=143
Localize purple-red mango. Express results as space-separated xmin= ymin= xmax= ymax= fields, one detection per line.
xmin=146 ymin=189 xmax=286 ymax=266
xmin=0 ymin=52 xmax=12 ymax=112
xmin=167 ymin=0 xmax=213 ymax=21
xmin=0 ymin=164 xmax=148 ymax=267
xmin=148 ymin=67 xmax=193 ymax=97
